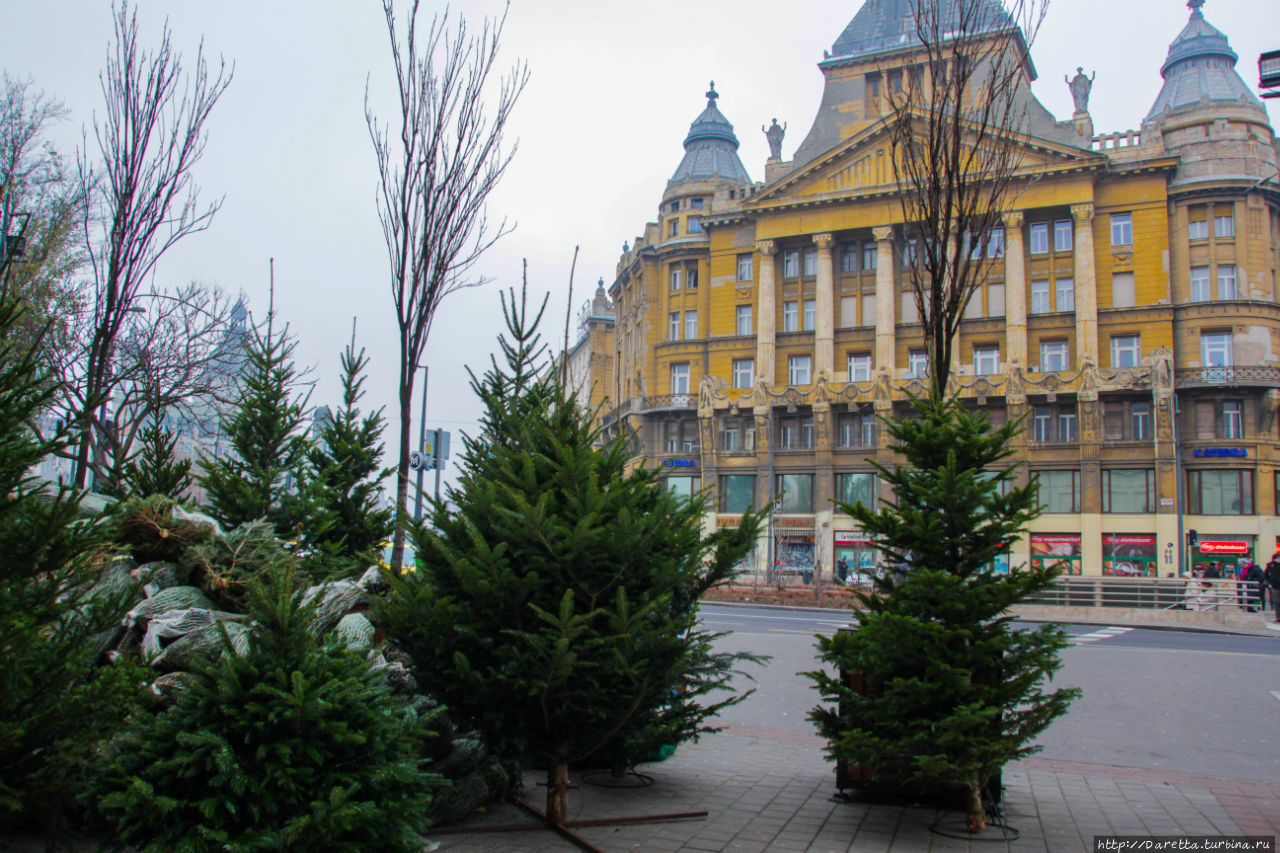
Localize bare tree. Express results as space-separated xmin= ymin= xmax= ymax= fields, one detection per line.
xmin=0 ymin=75 xmax=85 ymax=348
xmin=70 ymin=1 xmax=231 ymax=488
xmin=887 ymin=0 xmax=1047 ymax=400
xmin=367 ymin=0 xmax=527 ymax=570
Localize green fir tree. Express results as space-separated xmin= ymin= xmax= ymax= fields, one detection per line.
xmin=378 ymin=284 xmax=765 ymax=824
xmin=0 ymin=286 xmax=144 ymax=832
xmin=122 ymin=414 xmax=194 ymax=500
xmin=807 ymin=396 xmax=1079 ymax=829
xmin=301 ymin=337 xmax=392 ymax=572
xmin=199 ymin=305 xmax=310 ymax=538
xmin=96 ymin=565 xmax=440 ymax=851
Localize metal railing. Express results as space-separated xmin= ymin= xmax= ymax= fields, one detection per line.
xmin=1176 ymin=365 xmax=1280 ymax=389
xmin=1024 ymin=576 xmax=1264 ymax=611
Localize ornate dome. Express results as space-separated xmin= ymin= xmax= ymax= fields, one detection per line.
xmin=1145 ymin=0 xmax=1265 ymax=123
xmin=669 ymin=83 xmax=752 ymax=185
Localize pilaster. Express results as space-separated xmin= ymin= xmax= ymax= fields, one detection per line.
xmin=755 ymin=240 xmax=777 ymax=386
xmin=873 ymin=226 xmax=896 ymax=374
xmin=1072 ymin=203 xmax=1099 ymax=366
xmin=1002 ymin=211 xmax=1027 ymax=367
xmin=813 ymin=233 xmax=835 ymax=376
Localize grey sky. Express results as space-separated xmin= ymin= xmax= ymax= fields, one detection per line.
xmin=5 ymin=0 xmax=1276 ymax=493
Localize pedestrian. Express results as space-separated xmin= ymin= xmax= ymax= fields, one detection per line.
xmin=1265 ymin=553 xmax=1280 ymax=623
xmin=1204 ymin=561 xmax=1222 ymax=580
xmin=1242 ymin=561 xmax=1265 ymax=613
xmin=836 ymin=556 xmax=849 ymax=585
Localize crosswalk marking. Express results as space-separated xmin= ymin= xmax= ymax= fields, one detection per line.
xmin=1069 ymin=626 xmax=1135 ymax=646
xmin=1270 ymin=690 xmax=1280 ymax=704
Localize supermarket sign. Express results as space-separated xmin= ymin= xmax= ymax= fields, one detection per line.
xmin=1199 ymin=541 xmax=1249 ymax=555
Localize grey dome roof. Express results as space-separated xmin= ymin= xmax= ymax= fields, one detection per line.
xmin=829 ymin=0 xmax=1018 ymax=62
xmin=1145 ymin=1 xmax=1264 ymax=122
xmin=669 ymin=83 xmax=752 ymax=185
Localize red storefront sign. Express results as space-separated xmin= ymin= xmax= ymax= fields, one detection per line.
xmin=1199 ymin=541 xmax=1248 ymax=555
xmin=833 ymin=532 xmax=871 ymax=546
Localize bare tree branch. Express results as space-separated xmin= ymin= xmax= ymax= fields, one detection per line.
xmin=367 ymin=0 xmax=527 ymax=570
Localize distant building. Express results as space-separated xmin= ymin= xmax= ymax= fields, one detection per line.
xmin=557 ymin=278 xmax=615 ymax=428
xmin=604 ymin=0 xmax=1279 ymax=579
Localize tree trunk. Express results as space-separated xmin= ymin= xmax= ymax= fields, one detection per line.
xmin=611 ymin=751 xmax=627 ymax=779
xmin=965 ymin=780 xmax=986 ymax=832
xmin=391 ymin=376 xmax=412 ymax=572
xmin=546 ymin=759 xmax=570 ymax=826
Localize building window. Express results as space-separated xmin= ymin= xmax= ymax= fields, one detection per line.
xmin=776 ymin=473 xmax=815 ymax=513
xmin=1188 ymin=470 xmax=1252 ymax=515
xmin=1038 ymin=469 xmax=1081 ymax=513
xmin=902 ymin=237 xmax=918 ymax=266
xmin=988 ymin=283 xmax=1005 ymax=317
xmin=736 ymin=304 xmax=753 ymax=336
xmin=689 ymin=196 xmax=704 ymax=209
xmin=1111 ymin=212 xmax=1133 ymax=246
xmin=783 ymin=249 xmax=799 ymax=277
xmin=836 ymin=472 xmax=877 ymax=510
xmin=1054 ymin=219 xmax=1073 ymax=253
xmin=848 ymin=352 xmax=872 ymax=382
xmin=803 ymin=249 xmax=817 ymax=277
xmin=838 ymin=412 xmax=876 ymax=449
xmin=782 ymin=301 xmax=799 ymax=332
xmin=737 ymin=254 xmax=753 ymax=281
xmin=1055 ymin=277 xmax=1074 ymax=312
xmin=907 ymin=349 xmax=928 ymax=378
xmin=966 ymin=231 xmax=983 ymax=260
xmin=663 ymin=476 xmax=700 ymax=498
xmin=1131 ymin=401 xmax=1151 ymax=441
xmin=988 ymin=227 xmax=1005 ymax=258
xmin=1029 ymin=222 xmax=1048 ymax=255
xmin=1214 ymin=212 xmax=1234 ymax=238
xmin=669 ymin=312 xmax=680 ymax=341
xmin=732 ymin=358 xmax=754 ymax=389
xmin=1218 ymin=264 xmax=1236 ymax=300
xmin=1031 ymin=279 xmax=1050 ymax=314
xmin=861 ymin=293 xmax=876 ymax=326
xmin=974 ymin=345 xmax=1000 ymax=376
xmin=900 ymin=291 xmax=919 ymax=324
xmin=1102 ymin=469 xmax=1155 ymax=513
xmin=688 ymin=217 xmax=703 ymax=234
xmin=1112 ymin=271 xmax=1135 ymax=308
xmin=670 ymin=363 xmax=690 ymax=395
xmin=841 ymin=295 xmax=857 ymax=327
xmin=788 ymin=354 xmax=812 ymax=386
xmin=720 ymin=474 xmax=756 ymax=512
xmin=1032 ymin=406 xmax=1052 ymax=442
xmin=1200 ymin=331 xmax=1233 ymax=379
xmin=1058 ymin=408 xmax=1077 ymax=442
xmin=777 ymin=415 xmax=814 ymax=450
xmin=842 ymin=245 xmax=858 ymax=273
xmin=1031 ymin=404 xmax=1076 ymax=443
xmin=803 ymin=299 xmax=816 ymax=330
xmin=668 ymin=220 xmax=678 ymax=237
xmin=722 ymin=422 xmax=740 ymax=451
xmin=1040 ymin=340 xmax=1068 ymax=372
xmin=1111 ymin=334 xmax=1140 ymax=368
xmin=1188 ymin=216 xmax=1208 ymax=240
xmin=1222 ymin=400 xmax=1243 ymax=439
xmin=862 ymin=243 xmax=877 ymax=270
xmin=668 ymin=200 xmax=680 ymax=214
xmin=684 ymin=310 xmax=697 ymax=339
xmin=1190 ymin=266 xmax=1210 ymax=302
xmin=670 ymin=268 xmax=682 ymax=290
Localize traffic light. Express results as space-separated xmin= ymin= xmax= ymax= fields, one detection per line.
xmin=1187 ymin=529 xmax=1198 ymax=549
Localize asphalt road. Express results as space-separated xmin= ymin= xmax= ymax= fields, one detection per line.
xmin=700 ymin=602 xmax=1280 ymax=784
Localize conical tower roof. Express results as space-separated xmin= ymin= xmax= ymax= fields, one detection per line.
xmin=669 ymin=83 xmax=751 ymax=185
xmin=1145 ymin=0 xmax=1264 ymax=123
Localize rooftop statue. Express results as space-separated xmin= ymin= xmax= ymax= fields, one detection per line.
xmin=763 ymin=118 xmax=786 ymax=160
xmin=1066 ymin=67 xmax=1095 ymax=114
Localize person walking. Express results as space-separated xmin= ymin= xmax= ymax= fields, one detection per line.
xmin=1242 ymin=561 xmax=1265 ymax=613
xmin=1265 ymin=553 xmax=1280 ymax=622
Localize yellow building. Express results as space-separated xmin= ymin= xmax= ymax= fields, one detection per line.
xmin=605 ymin=0 xmax=1279 ymax=580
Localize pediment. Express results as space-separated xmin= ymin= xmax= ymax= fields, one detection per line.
xmin=750 ymin=114 xmax=1105 ymax=207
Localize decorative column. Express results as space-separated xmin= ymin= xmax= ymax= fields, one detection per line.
xmin=813 ymin=233 xmax=835 ymax=376
xmin=1002 ymin=211 xmax=1027 ymax=368
xmin=873 ymin=226 xmax=896 ymax=374
xmin=1072 ymin=203 xmax=1099 ymax=367
xmin=755 ymin=240 xmax=777 ymax=386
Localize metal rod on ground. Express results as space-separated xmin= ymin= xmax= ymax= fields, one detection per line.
xmin=414 ymin=365 xmax=428 ymax=520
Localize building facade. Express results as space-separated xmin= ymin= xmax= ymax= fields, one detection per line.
xmin=604 ymin=0 xmax=1280 ymax=579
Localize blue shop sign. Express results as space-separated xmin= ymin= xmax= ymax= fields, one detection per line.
xmin=1193 ymin=448 xmax=1247 ymax=457
xmin=663 ymin=459 xmax=698 ymax=468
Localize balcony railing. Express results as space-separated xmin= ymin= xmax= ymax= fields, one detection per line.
xmin=1176 ymin=366 xmax=1280 ymax=389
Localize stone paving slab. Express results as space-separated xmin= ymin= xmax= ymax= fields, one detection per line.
xmin=431 ymin=725 xmax=1280 ymax=853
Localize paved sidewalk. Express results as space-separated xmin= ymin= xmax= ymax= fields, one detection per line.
xmin=430 ymin=725 xmax=1280 ymax=852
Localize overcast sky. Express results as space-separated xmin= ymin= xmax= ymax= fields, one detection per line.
xmin=6 ymin=0 xmax=1276 ymax=492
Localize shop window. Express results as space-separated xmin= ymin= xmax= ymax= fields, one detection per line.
xmin=776 ymin=473 xmax=815 ymax=513
xmin=1111 ymin=334 xmax=1140 ymax=368
xmin=732 ymin=358 xmax=754 ymax=389
xmin=736 ymin=304 xmax=753 ymax=336
xmin=1188 ymin=469 xmax=1253 ymax=515
xmin=720 ymin=474 xmax=756 ymax=512
xmin=1102 ymin=468 xmax=1155 ymax=513
xmin=1030 ymin=222 xmax=1048 ymax=255
xmin=664 ymin=476 xmax=700 ymax=499
xmin=788 ymin=355 xmax=812 ymax=386
xmin=737 ymin=254 xmax=753 ymax=281
xmin=1037 ymin=470 xmax=1080 ymax=513
xmin=1111 ymin=212 xmax=1133 ymax=246
xmin=836 ymin=472 xmax=877 ymax=510
xmin=1102 ymin=534 xmax=1157 ymax=577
